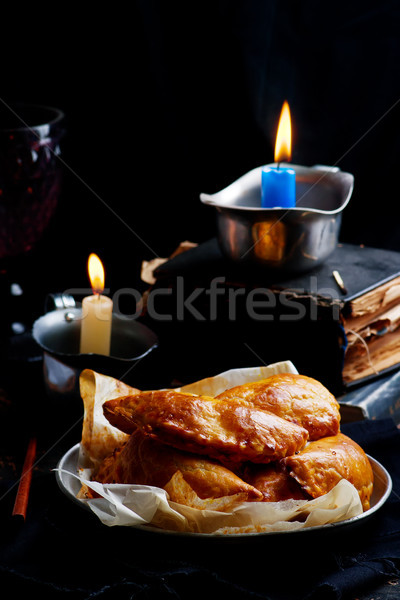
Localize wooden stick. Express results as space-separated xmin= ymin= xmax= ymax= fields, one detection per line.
xmin=332 ymin=270 xmax=348 ymax=295
xmin=12 ymin=437 xmax=37 ymax=520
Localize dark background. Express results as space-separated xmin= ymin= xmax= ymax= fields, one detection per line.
xmin=1 ymin=0 xmax=400 ymax=313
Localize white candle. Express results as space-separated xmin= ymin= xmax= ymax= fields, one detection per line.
xmin=79 ymin=253 xmax=113 ymax=355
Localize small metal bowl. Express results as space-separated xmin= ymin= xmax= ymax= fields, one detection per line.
xmin=32 ymin=295 xmax=160 ymax=401
xmin=200 ymin=163 xmax=354 ymax=275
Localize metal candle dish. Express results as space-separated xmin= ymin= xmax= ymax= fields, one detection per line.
xmin=32 ymin=295 xmax=159 ymax=401
xmin=200 ymin=164 xmax=354 ymax=274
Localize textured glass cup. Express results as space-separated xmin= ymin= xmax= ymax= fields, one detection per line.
xmin=0 ymin=103 xmax=65 ymax=261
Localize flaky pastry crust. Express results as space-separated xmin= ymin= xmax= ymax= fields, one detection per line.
xmin=92 ymin=429 xmax=263 ymax=504
xmin=90 ymin=373 xmax=374 ymax=514
xmin=283 ymin=433 xmax=374 ymax=510
xmin=216 ymin=373 xmax=341 ymax=440
xmin=103 ymin=391 xmax=309 ymax=465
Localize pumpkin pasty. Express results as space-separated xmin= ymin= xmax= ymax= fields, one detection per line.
xmin=91 ymin=429 xmax=263 ymax=505
xmin=103 ymin=390 xmax=309 ymax=465
xmin=283 ymin=433 xmax=374 ymax=510
xmin=216 ymin=372 xmax=341 ymax=440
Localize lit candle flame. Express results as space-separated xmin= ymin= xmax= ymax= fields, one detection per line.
xmin=274 ymin=100 xmax=292 ymax=163
xmin=87 ymin=253 xmax=105 ymax=295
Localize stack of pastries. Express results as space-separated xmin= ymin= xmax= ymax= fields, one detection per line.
xmin=89 ymin=373 xmax=374 ymax=513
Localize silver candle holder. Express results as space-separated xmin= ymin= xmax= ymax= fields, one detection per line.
xmin=32 ymin=294 xmax=159 ymax=400
xmin=200 ymin=163 xmax=354 ymax=274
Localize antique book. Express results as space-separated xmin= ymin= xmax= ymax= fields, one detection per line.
xmin=263 ymin=243 xmax=400 ymax=389
xmin=142 ymin=239 xmax=400 ymax=395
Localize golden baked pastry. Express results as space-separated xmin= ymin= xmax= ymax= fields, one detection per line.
xmin=283 ymin=433 xmax=374 ymax=510
xmin=103 ymin=390 xmax=309 ymax=465
xmin=216 ymin=373 xmax=341 ymax=440
xmin=92 ymin=429 xmax=263 ymax=505
xmin=242 ymin=462 xmax=309 ymax=502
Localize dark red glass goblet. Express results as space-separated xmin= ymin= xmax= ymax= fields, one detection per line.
xmin=0 ymin=103 xmax=65 ymax=339
xmin=0 ymin=103 xmax=65 ymax=263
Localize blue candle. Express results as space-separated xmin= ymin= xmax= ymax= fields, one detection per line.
xmin=261 ymin=101 xmax=296 ymax=208
xmin=261 ymin=165 xmax=296 ymax=208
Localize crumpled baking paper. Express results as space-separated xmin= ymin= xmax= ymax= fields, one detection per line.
xmin=78 ymin=369 xmax=139 ymax=469
xmin=57 ymin=360 xmax=364 ymax=535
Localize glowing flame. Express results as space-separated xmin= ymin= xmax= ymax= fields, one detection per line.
xmin=274 ymin=101 xmax=292 ymax=163
xmin=87 ymin=253 xmax=105 ymax=295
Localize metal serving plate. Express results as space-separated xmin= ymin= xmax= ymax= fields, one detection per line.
xmin=200 ymin=164 xmax=354 ymax=274
xmin=56 ymin=443 xmax=391 ymax=541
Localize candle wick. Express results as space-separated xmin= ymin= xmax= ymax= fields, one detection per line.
xmin=277 ymin=162 xmax=280 ymax=170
